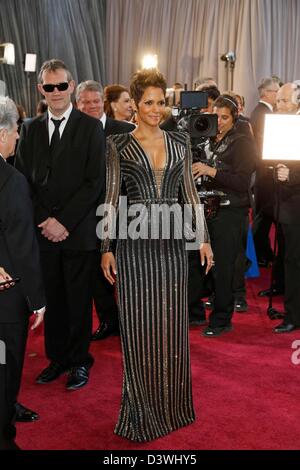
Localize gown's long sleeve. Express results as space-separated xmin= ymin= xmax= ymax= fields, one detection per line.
xmin=100 ymin=136 xmax=121 ymax=253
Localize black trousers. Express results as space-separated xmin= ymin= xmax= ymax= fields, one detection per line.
xmin=40 ymin=249 xmax=97 ymax=368
xmin=282 ymin=223 xmax=300 ymax=326
xmin=0 ymin=316 xmax=28 ymax=448
xmin=232 ymin=213 xmax=249 ymax=300
xmin=207 ymin=207 xmax=247 ymax=328
xmin=93 ymin=253 xmax=119 ymax=327
xmin=252 ymin=210 xmax=274 ymax=262
xmin=188 ymin=251 xmax=206 ymax=322
xmin=253 ymin=210 xmax=285 ymax=289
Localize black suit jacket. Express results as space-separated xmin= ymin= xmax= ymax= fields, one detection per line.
xmin=250 ymin=102 xmax=273 ymax=155
xmin=0 ymin=158 xmax=45 ymax=322
xmin=104 ymin=116 xmax=135 ymax=138
xmin=279 ymin=167 xmax=300 ymax=224
xmin=250 ymin=102 xmax=274 ymax=213
xmin=15 ymin=108 xmax=105 ymax=251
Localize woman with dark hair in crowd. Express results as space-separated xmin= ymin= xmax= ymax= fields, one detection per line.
xmin=104 ymin=84 xmax=133 ymax=122
xmin=36 ymin=99 xmax=48 ymax=116
xmin=192 ymin=94 xmax=257 ymax=336
xmin=101 ymin=69 xmax=213 ymax=441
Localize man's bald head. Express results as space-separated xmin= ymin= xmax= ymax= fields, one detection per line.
xmin=276 ymin=83 xmax=299 ymax=114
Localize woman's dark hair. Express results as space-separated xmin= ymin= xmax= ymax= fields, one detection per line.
xmin=130 ymin=69 xmax=167 ymax=106
xmin=200 ymin=86 xmax=220 ymax=102
xmin=104 ymin=84 xmax=129 ymax=118
xmin=36 ymin=99 xmax=48 ymax=115
xmin=213 ymin=94 xmax=239 ymax=121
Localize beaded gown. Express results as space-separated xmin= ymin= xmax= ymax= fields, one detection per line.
xmin=101 ymin=131 xmax=209 ymax=442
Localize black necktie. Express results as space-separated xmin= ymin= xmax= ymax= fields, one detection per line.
xmin=50 ymin=117 xmax=65 ymax=154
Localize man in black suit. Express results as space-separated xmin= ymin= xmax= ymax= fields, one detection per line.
xmin=273 ymin=163 xmax=300 ymax=333
xmin=76 ymin=80 xmax=134 ymax=340
xmin=271 ymin=83 xmax=300 ymax=332
xmin=0 ymin=96 xmax=45 ymax=449
xmin=15 ymin=60 xmax=105 ymax=390
xmin=250 ymin=77 xmax=285 ymax=296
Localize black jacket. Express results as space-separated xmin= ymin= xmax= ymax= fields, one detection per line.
xmin=104 ymin=116 xmax=135 ymax=138
xmin=0 ymin=158 xmax=45 ymax=322
xmin=278 ymin=166 xmax=300 ymax=224
xmin=15 ymin=108 xmax=105 ymax=251
xmin=205 ymin=127 xmax=257 ymax=208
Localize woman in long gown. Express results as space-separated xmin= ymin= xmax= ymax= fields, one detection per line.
xmin=101 ymin=69 xmax=213 ymax=442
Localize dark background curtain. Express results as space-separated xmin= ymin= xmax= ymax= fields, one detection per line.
xmin=0 ymin=0 xmax=106 ymax=116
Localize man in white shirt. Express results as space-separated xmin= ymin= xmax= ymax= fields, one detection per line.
xmin=15 ymin=60 xmax=106 ymax=391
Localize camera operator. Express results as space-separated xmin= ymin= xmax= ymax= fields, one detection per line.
xmin=193 ymin=95 xmax=257 ymax=337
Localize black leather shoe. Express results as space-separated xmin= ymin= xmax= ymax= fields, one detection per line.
xmin=234 ymin=299 xmax=248 ymax=312
xmin=66 ymin=365 xmax=90 ymax=391
xmin=258 ymin=287 xmax=284 ymax=297
xmin=36 ymin=361 xmax=68 ymax=384
xmin=273 ymin=321 xmax=297 ymax=333
xmin=202 ymin=324 xmax=233 ymax=337
xmin=91 ymin=322 xmax=119 ymax=341
xmin=15 ymin=403 xmax=39 ymax=422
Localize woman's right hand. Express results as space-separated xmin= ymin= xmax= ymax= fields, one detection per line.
xmin=101 ymin=252 xmax=117 ymax=285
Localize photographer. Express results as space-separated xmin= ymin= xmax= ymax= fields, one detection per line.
xmin=193 ymin=95 xmax=257 ymax=336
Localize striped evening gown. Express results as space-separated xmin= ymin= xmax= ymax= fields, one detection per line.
xmin=101 ymin=131 xmax=209 ymax=442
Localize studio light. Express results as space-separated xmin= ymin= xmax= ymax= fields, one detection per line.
xmin=24 ymin=53 xmax=37 ymax=73
xmin=142 ymin=54 xmax=158 ymax=69
xmin=220 ymin=51 xmax=236 ymax=63
xmin=263 ymin=114 xmax=300 ymax=161
xmin=0 ymin=43 xmax=15 ymax=65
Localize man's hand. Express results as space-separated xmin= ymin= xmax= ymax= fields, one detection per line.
xmin=0 ymin=267 xmax=13 ymax=290
xmin=38 ymin=217 xmax=69 ymax=242
xmin=277 ymin=163 xmax=290 ymax=182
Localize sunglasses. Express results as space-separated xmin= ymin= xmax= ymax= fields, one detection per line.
xmin=42 ymin=82 xmax=69 ymax=93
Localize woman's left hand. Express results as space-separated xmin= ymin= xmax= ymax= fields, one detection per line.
xmin=192 ymin=162 xmax=217 ymax=180
xmin=200 ymin=243 xmax=214 ymax=275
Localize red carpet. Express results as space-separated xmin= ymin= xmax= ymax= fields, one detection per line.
xmin=17 ymin=268 xmax=300 ymax=450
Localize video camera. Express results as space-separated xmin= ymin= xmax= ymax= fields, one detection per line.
xmin=175 ymin=91 xmax=227 ymax=218
xmin=176 ymin=91 xmax=218 ymax=142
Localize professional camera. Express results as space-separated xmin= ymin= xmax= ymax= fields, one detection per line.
xmin=175 ymin=91 xmax=227 ymax=218
xmin=177 ymin=91 xmax=217 ymax=142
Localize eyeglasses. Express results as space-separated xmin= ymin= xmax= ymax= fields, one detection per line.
xmin=42 ymin=82 xmax=69 ymax=93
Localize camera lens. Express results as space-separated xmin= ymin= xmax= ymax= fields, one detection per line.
xmin=194 ymin=116 xmax=210 ymax=133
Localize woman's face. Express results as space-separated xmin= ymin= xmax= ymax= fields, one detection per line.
xmin=213 ymin=106 xmax=234 ymax=136
xmin=136 ymin=86 xmax=165 ymax=128
xmin=113 ymin=91 xmax=133 ymax=120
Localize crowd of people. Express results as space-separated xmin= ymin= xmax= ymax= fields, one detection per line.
xmin=1 ymin=58 xmax=300 ymax=448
